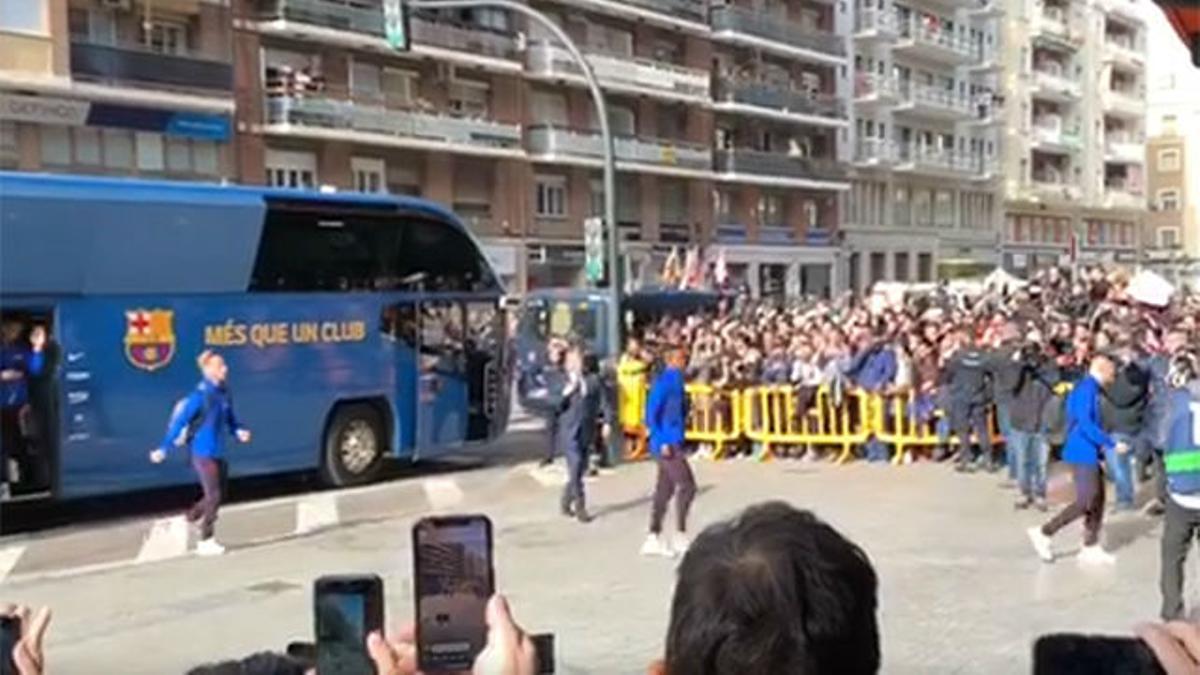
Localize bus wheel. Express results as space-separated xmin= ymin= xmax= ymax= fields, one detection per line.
xmin=322 ymin=404 xmax=385 ymax=487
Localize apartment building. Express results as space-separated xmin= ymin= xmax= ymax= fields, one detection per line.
xmin=1000 ymin=0 xmax=1148 ymax=276
xmin=0 ymin=1 xmax=234 ymax=180
xmin=232 ymin=0 xmax=853 ymax=295
xmin=1145 ymin=71 xmax=1200 ymax=283
xmin=843 ymin=0 xmax=1004 ymax=291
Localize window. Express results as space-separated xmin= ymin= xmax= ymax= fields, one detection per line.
xmin=352 ymin=157 xmax=386 ymax=193
xmin=804 ymin=199 xmax=822 ymax=230
xmin=449 ymin=77 xmax=490 ymax=117
xmin=136 ymin=132 xmax=165 ymax=171
xmin=192 ymin=141 xmax=218 ymax=175
xmin=759 ymin=192 xmax=785 ymax=227
xmin=892 ymin=186 xmax=911 ymax=226
xmin=1158 ymin=148 xmax=1181 ymax=172
xmin=870 ymin=252 xmax=887 ymax=284
xmin=265 ymin=148 xmax=317 ymax=189
xmin=0 ymin=121 xmax=16 ymax=170
xmin=894 ymin=252 xmax=909 ymax=281
xmin=917 ymin=253 xmax=933 ymax=282
xmin=535 ymin=175 xmax=567 ymax=218
xmin=0 ymin=1 xmax=47 ymax=34
xmin=934 ymin=189 xmax=954 ymax=227
xmin=142 ymin=21 xmax=188 ymax=55
xmin=1157 ymin=227 xmax=1181 ymax=249
xmin=530 ymin=90 xmax=568 ymax=126
xmin=165 ymin=137 xmax=192 ymax=172
xmin=714 ymin=189 xmax=735 ymax=223
xmin=1158 ymin=188 xmax=1180 ymax=211
xmin=912 ymin=188 xmax=932 ymax=226
xmin=249 ymin=208 xmax=495 ymax=293
xmin=661 ymin=179 xmax=689 ymax=225
xmin=74 ymin=127 xmax=101 ymax=165
xmin=102 ymin=129 xmax=134 ymax=169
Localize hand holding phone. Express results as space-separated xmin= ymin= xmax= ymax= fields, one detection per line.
xmin=0 ymin=615 xmax=19 ymax=675
xmin=0 ymin=606 xmax=51 ymax=675
xmin=413 ymin=515 xmax=495 ymax=672
xmin=315 ymin=574 xmax=384 ymax=675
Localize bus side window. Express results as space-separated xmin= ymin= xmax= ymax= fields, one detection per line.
xmin=394 ymin=217 xmax=496 ymax=293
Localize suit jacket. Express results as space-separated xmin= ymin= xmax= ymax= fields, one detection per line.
xmin=556 ymin=373 xmax=608 ymax=454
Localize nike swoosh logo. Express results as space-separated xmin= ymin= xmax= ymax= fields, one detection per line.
xmin=67 ymin=352 xmax=85 ymax=362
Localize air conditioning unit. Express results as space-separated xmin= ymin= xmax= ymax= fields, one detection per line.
xmin=100 ymin=0 xmax=133 ymax=11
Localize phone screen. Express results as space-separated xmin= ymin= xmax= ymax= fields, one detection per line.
xmin=315 ymin=575 xmax=383 ymax=675
xmin=414 ymin=515 xmax=495 ymax=672
xmin=0 ymin=616 xmax=19 ymax=675
xmin=1034 ymin=633 xmax=1166 ymax=675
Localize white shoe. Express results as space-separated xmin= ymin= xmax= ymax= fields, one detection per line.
xmin=1077 ymin=544 xmax=1115 ymax=566
xmin=1027 ymin=526 xmax=1054 ymax=563
xmin=672 ymin=533 xmax=691 ymax=556
xmin=640 ymin=534 xmax=673 ymax=557
xmin=196 ymin=538 xmax=226 ymax=557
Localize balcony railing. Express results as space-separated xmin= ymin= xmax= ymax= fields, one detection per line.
xmin=1032 ymin=124 xmax=1082 ymax=148
xmin=1032 ymin=68 xmax=1081 ymax=98
xmin=619 ymin=0 xmax=707 ymax=22
xmin=713 ymin=77 xmax=845 ymax=120
xmin=255 ymin=0 xmax=520 ymax=58
xmin=526 ymin=125 xmax=711 ymax=170
xmin=709 ymin=5 xmax=845 ymax=58
xmin=69 ymin=38 xmax=232 ymax=91
xmin=1104 ymin=36 xmax=1143 ymax=65
xmin=897 ymin=144 xmax=976 ymax=172
xmin=854 ymin=9 xmax=896 ymax=34
xmin=854 ymin=138 xmax=899 ymax=163
xmin=265 ymin=93 xmax=522 ymax=150
xmin=854 ymin=72 xmax=899 ymax=100
xmin=1105 ymin=133 xmax=1143 ymax=160
xmin=896 ymin=15 xmax=976 ymax=61
xmin=1104 ymin=184 xmax=1145 ymax=208
xmin=713 ymin=148 xmax=845 ymax=181
xmin=1104 ymin=87 xmax=1144 ymax=114
xmin=527 ymin=42 xmax=709 ymax=100
xmin=898 ymin=82 xmax=973 ymax=116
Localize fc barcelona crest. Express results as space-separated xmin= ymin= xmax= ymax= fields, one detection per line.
xmin=124 ymin=309 xmax=176 ymax=372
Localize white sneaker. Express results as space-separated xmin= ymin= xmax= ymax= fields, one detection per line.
xmin=1027 ymin=526 xmax=1054 ymax=563
xmin=640 ymin=533 xmax=673 ymax=557
xmin=196 ymin=538 xmax=226 ymax=557
xmin=1077 ymin=544 xmax=1115 ymax=566
xmin=672 ymin=533 xmax=691 ymax=556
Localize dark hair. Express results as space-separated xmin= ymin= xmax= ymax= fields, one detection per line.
xmin=665 ymin=501 xmax=880 ymax=675
xmin=186 ymin=652 xmax=307 ymax=675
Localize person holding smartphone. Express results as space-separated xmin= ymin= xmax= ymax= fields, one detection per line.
xmin=150 ymin=350 xmax=251 ymax=557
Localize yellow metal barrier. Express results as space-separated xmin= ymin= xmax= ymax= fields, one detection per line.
xmin=876 ymin=391 xmax=1005 ymax=465
xmin=684 ymin=384 xmax=741 ymax=459
xmin=741 ymin=385 xmax=870 ymax=464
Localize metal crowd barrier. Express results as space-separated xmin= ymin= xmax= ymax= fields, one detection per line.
xmin=874 ymin=390 xmax=1003 ymax=466
xmin=684 ymin=384 xmax=742 ymax=459
xmin=740 ymin=385 xmax=870 ymax=464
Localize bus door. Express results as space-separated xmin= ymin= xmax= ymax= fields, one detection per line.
xmin=414 ymin=300 xmax=468 ymax=455
xmin=463 ymin=301 xmax=506 ymax=442
xmin=0 ymin=306 xmax=59 ymax=500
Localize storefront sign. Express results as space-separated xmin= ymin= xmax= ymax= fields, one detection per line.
xmin=0 ymin=93 xmax=90 ymax=126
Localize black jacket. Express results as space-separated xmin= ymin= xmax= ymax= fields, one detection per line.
xmin=556 ymin=373 xmax=610 ymax=454
xmin=988 ymin=344 xmax=1023 ymax=405
xmin=1009 ymin=357 xmax=1060 ymax=433
xmin=942 ymin=348 xmax=992 ymax=407
xmin=1101 ymin=361 xmax=1151 ymax=436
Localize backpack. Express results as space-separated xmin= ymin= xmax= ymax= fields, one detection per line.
xmin=168 ymin=390 xmax=215 ymax=448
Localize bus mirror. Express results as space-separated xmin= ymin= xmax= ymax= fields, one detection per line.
xmin=499 ymin=296 xmax=522 ymax=311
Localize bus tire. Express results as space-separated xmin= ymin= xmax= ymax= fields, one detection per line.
xmin=321 ymin=404 xmax=385 ymax=487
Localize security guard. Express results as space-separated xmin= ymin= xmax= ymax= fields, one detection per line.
xmin=556 ymin=345 xmax=610 ymax=523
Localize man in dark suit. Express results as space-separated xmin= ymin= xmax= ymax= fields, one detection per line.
xmin=557 ymin=345 xmax=610 ymax=523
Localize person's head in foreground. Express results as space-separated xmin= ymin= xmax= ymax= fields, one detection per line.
xmin=654 ymin=501 xmax=880 ymax=675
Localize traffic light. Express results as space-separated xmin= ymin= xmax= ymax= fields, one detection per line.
xmin=383 ymin=0 xmax=411 ymax=52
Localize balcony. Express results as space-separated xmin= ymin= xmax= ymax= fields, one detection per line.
xmin=853 ymin=138 xmax=899 ymax=167
xmin=1028 ymin=174 xmax=1082 ymax=202
xmin=264 ymin=93 xmax=523 ymax=156
xmin=896 ymin=144 xmax=976 ymax=176
xmin=713 ymin=149 xmax=846 ymax=182
xmin=709 ymin=5 xmax=846 ymax=64
xmin=1031 ymin=69 xmax=1082 ymax=101
xmin=611 ymin=0 xmax=708 ymax=23
xmin=967 ymin=0 xmax=1005 ymax=18
xmin=1103 ymin=87 xmax=1144 ymax=117
xmin=526 ymin=41 xmax=709 ymax=103
xmin=1031 ymin=124 xmax=1083 ymax=152
xmin=854 ymin=9 xmax=897 ymax=41
xmin=253 ymin=0 xmax=520 ymax=64
xmin=69 ymin=38 xmax=232 ymax=93
xmin=1103 ymin=184 xmax=1145 ymax=209
xmin=526 ymin=125 xmax=712 ymax=172
xmin=853 ymin=73 xmax=900 ymax=106
xmin=712 ymin=77 xmax=845 ymax=125
xmin=1104 ymin=133 xmax=1143 ymax=162
xmin=1104 ymin=37 xmax=1144 ymax=69
xmin=895 ymin=82 xmax=973 ymax=120
xmin=1033 ymin=7 xmax=1083 ymax=50
xmin=895 ymin=16 xmax=977 ymax=65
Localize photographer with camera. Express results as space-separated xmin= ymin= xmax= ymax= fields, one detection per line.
xmin=1007 ymin=329 xmax=1061 ymax=511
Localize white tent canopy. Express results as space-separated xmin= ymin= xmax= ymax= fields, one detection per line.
xmin=982 ymin=267 xmax=1026 ymax=293
xmin=1126 ymin=269 xmax=1176 ymax=307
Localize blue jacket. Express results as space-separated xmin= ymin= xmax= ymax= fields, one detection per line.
xmin=845 ymin=344 xmax=897 ymax=393
xmin=1061 ymin=375 xmax=1115 ymax=465
xmin=646 ymin=366 xmax=687 ymax=456
xmin=160 ymin=379 xmax=244 ymax=459
xmin=1164 ymin=383 xmax=1200 ymax=497
xmin=0 ymin=345 xmax=42 ymax=408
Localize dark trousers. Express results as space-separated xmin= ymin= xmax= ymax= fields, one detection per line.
xmin=544 ymin=415 xmax=559 ymax=463
xmin=952 ymin=405 xmax=994 ymax=467
xmin=649 ymin=450 xmax=696 ymax=535
xmin=561 ymin=445 xmax=588 ymax=512
xmin=1160 ymin=497 xmax=1200 ymax=620
xmin=0 ymin=407 xmax=20 ymax=485
xmin=1042 ymin=463 xmax=1105 ymax=546
xmin=188 ymin=457 xmax=227 ymax=540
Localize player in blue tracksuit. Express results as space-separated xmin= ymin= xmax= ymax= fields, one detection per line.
xmin=1028 ymin=353 xmax=1126 ymax=565
xmin=641 ymin=347 xmax=695 ymax=558
xmin=150 ymin=350 xmax=251 ymax=556
xmin=1157 ymin=353 xmax=1200 ymax=619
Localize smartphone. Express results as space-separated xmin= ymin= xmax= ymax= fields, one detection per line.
xmin=413 ymin=514 xmax=495 ymax=672
xmin=314 ymin=574 xmax=384 ymax=675
xmin=0 ymin=615 xmax=19 ymax=675
xmin=1034 ymin=633 xmax=1166 ymax=675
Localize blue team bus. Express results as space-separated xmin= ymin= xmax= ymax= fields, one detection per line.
xmin=0 ymin=172 xmax=511 ymax=503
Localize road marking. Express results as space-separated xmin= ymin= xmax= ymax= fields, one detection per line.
xmin=422 ymin=478 xmax=464 ymax=510
xmin=135 ymin=516 xmax=189 ymax=564
xmin=295 ymin=493 xmax=340 ymax=534
xmin=527 ymin=465 xmax=564 ymax=488
xmin=0 ymin=545 xmax=25 ymax=583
